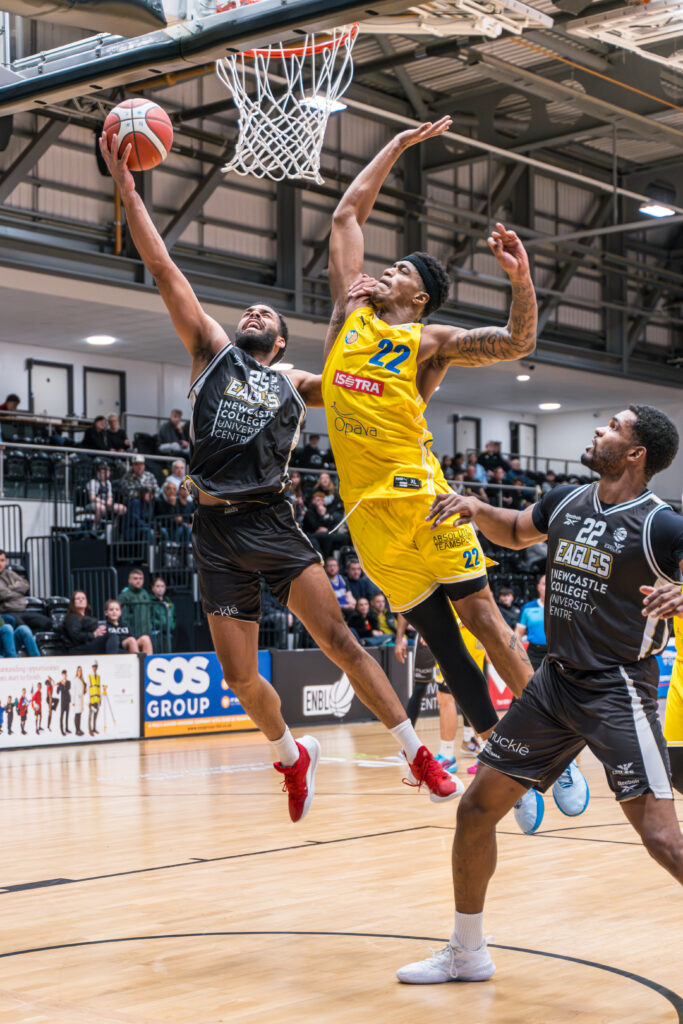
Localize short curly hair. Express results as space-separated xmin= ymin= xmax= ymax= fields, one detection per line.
xmin=409 ymin=251 xmax=451 ymax=318
xmin=629 ymin=404 xmax=679 ymax=480
xmin=270 ymin=309 xmax=289 ymax=365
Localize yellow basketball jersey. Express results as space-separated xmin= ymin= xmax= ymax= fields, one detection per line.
xmin=674 ymin=616 xmax=683 ymax=661
xmin=321 ymin=306 xmax=447 ymax=504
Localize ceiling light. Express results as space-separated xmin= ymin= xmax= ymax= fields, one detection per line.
xmin=516 ymin=373 xmax=530 ymax=381
xmin=277 ymin=362 xmax=294 ymax=370
xmin=539 ymin=402 xmax=561 ymax=411
xmin=301 ymin=96 xmax=347 ymax=113
xmin=85 ymin=335 xmax=116 ymax=346
xmin=639 ymin=202 xmax=675 ymax=218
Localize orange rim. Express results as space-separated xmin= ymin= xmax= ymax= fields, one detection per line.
xmin=240 ymin=22 xmax=359 ymax=59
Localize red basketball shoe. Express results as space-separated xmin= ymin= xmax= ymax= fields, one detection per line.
xmin=403 ymin=745 xmax=464 ymax=802
xmin=274 ymin=735 xmax=321 ymax=823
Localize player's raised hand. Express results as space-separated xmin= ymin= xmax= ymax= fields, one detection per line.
xmin=639 ymin=583 xmax=683 ymax=619
xmin=487 ymin=223 xmax=531 ymax=282
xmin=347 ymin=274 xmax=378 ymax=300
xmin=426 ymin=492 xmax=481 ymax=529
xmin=397 ymin=116 xmax=453 ymax=151
xmin=99 ymin=132 xmax=136 ymax=197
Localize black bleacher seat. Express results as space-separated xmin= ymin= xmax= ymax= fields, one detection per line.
xmin=134 ymin=432 xmax=158 ymax=455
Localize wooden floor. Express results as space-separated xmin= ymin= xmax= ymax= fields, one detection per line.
xmin=0 ymin=719 xmax=681 ymax=1024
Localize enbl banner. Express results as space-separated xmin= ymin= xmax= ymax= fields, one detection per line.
xmin=143 ymin=651 xmax=264 ymax=737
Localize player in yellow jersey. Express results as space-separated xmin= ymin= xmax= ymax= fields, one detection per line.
xmin=322 ymin=117 xmax=541 ymax=751
xmin=665 ymin=615 xmax=683 ymax=794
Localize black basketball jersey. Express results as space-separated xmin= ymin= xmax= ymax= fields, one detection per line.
xmin=187 ymin=343 xmax=305 ymax=501
xmin=533 ymin=483 xmax=683 ymax=671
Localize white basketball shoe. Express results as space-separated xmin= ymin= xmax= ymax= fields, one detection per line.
xmin=397 ymin=940 xmax=495 ymax=984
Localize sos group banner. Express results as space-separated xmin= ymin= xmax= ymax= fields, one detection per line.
xmin=656 ymin=637 xmax=677 ymax=700
xmin=0 ymin=654 xmax=140 ymax=749
xmin=143 ymin=651 xmax=262 ymax=737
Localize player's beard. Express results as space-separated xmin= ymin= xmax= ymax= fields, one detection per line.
xmin=234 ymin=326 xmax=278 ymax=358
xmin=581 ymin=442 xmax=626 ymax=477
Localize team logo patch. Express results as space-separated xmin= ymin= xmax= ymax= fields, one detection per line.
xmin=613 ymin=527 xmax=628 ymax=543
xmin=344 ymin=330 xmax=359 ymax=346
xmin=332 ymin=370 xmax=383 ymax=396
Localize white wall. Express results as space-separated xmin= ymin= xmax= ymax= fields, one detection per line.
xmin=0 ymin=340 xmax=192 ymax=438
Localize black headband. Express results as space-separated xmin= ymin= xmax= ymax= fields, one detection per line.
xmin=402 ymin=253 xmax=441 ymax=317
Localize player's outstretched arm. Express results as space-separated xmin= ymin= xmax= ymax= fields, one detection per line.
xmin=98 ymin=133 xmax=226 ymax=368
xmin=328 ymin=118 xmax=452 ymax=306
xmin=423 ymin=224 xmax=537 ymax=368
xmin=426 ymin=493 xmax=545 ymax=550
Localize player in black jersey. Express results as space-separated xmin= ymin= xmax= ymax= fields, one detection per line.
xmin=100 ymin=133 xmax=461 ymax=823
xmin=397 ymin=405 xmax=683 ymax=987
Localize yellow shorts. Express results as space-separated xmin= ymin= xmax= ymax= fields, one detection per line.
xmin=664 ymin=660 xmax=683 ymax=746
xmin=348 ymin=497 xmax=487 ymax=612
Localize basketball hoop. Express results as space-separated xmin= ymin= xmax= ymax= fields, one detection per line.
xmin=216 ymin=22 xmax=359 ymax=184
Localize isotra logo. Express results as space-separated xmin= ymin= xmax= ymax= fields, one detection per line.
xmin=146 ymin=656 xmax=211 ymax=697
xmin=332 ymin=370 xmax=384 ymax=396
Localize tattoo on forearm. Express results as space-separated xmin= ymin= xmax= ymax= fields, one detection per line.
xmin=440 ymin=276 xmax=537 ymax=368
xmin=508 ymin=633 xmax=533 ymax=669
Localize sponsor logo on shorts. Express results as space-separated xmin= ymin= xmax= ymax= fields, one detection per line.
xmin=616 ymin=779 xmax=640 ymax=792
xmin=489 ymin=729 xmax=530 ymax=756
xmin=331 ymin=402 xmax=378 ymax=439
xmin=332 ymin=370 xmax=384 ymax=396
xmin=214 ymin=605 xmax=240 ymax=617
xmin=344 ymin=330 xmax=359 ymax=346
xmin=302 ymin=675 xmax=354 ymax=718
xmin=433 ymin=527 xmax=473 ymax=551
xmin=615 ymin=762 xmax=634 ymax=774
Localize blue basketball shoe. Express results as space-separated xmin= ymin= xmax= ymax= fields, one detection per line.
xmin=513 ymin=788 xmax=544 ymax=834
xmin=552 ymin=760 xmax=590 ymax=816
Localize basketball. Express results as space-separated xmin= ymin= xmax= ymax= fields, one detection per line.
xmin=102 ymin=98 xmax=173 ymax=172
xmin=329 ymin=674 xmax=354 ymax=718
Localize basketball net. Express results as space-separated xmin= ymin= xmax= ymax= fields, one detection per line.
xmin=216 ymin=23 xmax=359 ymax=184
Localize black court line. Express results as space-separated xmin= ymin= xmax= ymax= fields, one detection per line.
xmin=0 ymin=825 xmax=434 ymax=893
xmin=0 ymin=931 xmax=678 ymax=1021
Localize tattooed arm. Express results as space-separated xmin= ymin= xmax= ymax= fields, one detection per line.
xmin=419 ymin=223 xmax=537 ymax=368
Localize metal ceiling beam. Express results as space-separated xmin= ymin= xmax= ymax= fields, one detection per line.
xmin=446 ymin=162 xmax=527 ymax=271
xmin=162 ymin=147 xmax=233 ymax=250
xmin=626 ymin=226 xmax=683 ymax=355
xmin=374 ymin=35 xmax=432 ymax=120
xmin=525 ymin=213 xmax=683 ymax=248
xmin=0 ymin=117 xmax=65 ymax=204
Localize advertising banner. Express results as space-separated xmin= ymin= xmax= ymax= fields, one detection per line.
xmin=143 ymin=651 xmax=263 ymax=737
xmin=487 ymin=660 xmax=514 ymax=712
xmin=656 ymin=637 xmax=676 ymax=700
xmin=0 ymin=654 xmax=140 ymax=749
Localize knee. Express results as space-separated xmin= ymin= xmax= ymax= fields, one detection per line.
xmin=456 ymin=787 xmax=496 ymax=833
xmin=641 ymin=825 xmax=681 ymax=869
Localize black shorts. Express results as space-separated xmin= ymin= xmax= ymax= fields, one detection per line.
xmin=478 ymin=656 xmax=673 ymax=802
xmin=192 ymin=500 xmax=322 ymax=622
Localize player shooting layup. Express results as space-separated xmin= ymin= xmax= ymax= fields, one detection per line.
xmin=99 ymin=132 xmax=461 ymax=823
xmin=398 ymin=405 xmax=683 ymax=986
xmin=322 ymin=118 xmax=540 ymax=742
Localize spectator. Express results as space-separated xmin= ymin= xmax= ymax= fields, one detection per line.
xmin=81 ymin=415 xmax=109 ymax=452
xmin=120 ymin=455 xmax=160 ymax=503
xmin=62 ymin=590 xmax=120 ymax=655
xmin=150 ymin=578 xmax=176 ymax=640
xmin=87 ymin=462 xmax=126 ymax=527
xmin=104 ymin=598 xmax=153 ymax=654
xmin=347 ymin=597 xmax=383 ymax=646
xmin=164 ymin=459 xmax=187 ymax=491
xmin=466 ymin=451 xmax=488 ymax=485
xmin=315 ymin=471 xmax=344 ymax=514
xmin=453 ymin=452 xmax=465 ymax=474
xmin=463 ymin=466 xmax=488 ymax=502
xmin=118 ymin=568 xmax=155 ymax=638
xmin=509 ymin=476 xmax=533 ymax=511
xmin=441 ymin=455 xmax=455 ymax=480
xmin=515 ymin=575 xmax=547 ymax=670
xmin=302 ymin=433 xmax=325 ymax=468
xmin=324 ymin=557 xmax=353 ymax=608
xmin=0 ymin=614 xmax=40 ymax=658
xmin=0 ymin=550 xmax=51 ymax=631
xmin=345 ymin=559 xmax=378 ymax=601
xmin=286 ymin=470 xmax=306 ymax=524
xmin=176 ymin=483 xmax=195 ymax=521
xmin=57 ymin=670 xmax=71 ymax=735
xmin=302 ymin=494 xmax=339 ymax=559
xmin=158 ymin=409 xmax=190 ymax=456
xmin=155 ymin=480 xmax=191 ymax=545
xmin=478 ymin=440 xmax=509 ymax=478
xmin=106 ymin=413 xmax=131 ymax=451
xmin=542 ymin=469 xmax=558 ymax=494
xmin=452 ymin=472 xmax=465 ymax=495
xmin=370 ymin=592 xmax=396 ymax=637
xmin=504 ymin=456 xmax=534 ymax=488
xmin=0 ymin=393 xmax=20 ymax=412
xmin=489 ymin=466 xmax=512 ymax=508
xmin=496 ymin=586 xmax=520 ymax=629
xmin=123 ymin=485 xmax=155 ymax=544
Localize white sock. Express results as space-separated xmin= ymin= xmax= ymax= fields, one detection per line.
xmin=271 ymin=727 xmax=299 ymax=767
xmin=452 ymin=911 xmax=484 ymax=951
xmin=439 ymin=740 xmax=455 ymax=759
xmin=390 ymin=719 xmax=421 ymax=761
xmin=463 ymin=726 xmax=474 ymax=743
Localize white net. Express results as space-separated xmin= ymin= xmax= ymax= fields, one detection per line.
xmin=216 ymin=24 xmax=358 ymax=184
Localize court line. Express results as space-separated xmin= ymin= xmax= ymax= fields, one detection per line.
xmin=0 ymin=930 xmax=678 ymax=1021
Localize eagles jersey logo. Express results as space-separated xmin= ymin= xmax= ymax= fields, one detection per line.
xmin=224 ymin=376 xmax=280 ymax=410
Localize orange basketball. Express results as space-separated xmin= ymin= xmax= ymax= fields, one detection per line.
xmin=103 ymin=98 xmax=173 ymax=172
